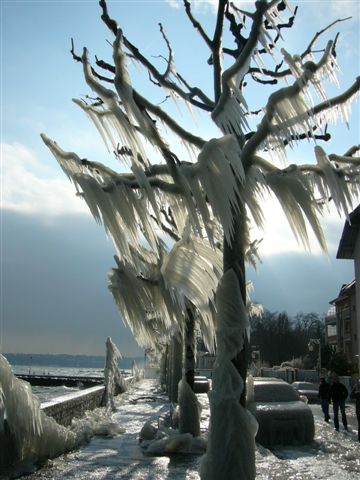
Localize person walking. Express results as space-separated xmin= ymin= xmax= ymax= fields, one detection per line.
xmin=318 ymin=377 xmax=331 ymax=422
xmin=350 ymin=379 xmax=360 ymax=442
xmin=328 ymin=374 xmax=348 ymax=431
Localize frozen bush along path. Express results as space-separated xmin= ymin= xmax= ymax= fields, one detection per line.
xmin=16 ymin=379 xmax=360 ymax=480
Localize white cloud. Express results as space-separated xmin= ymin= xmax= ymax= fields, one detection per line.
xmin=328 ymin=0 xmax=359 ymax=20
xmin=1 ymin=143 xmax=89 ymax=217
xmin=165 ymin=0 xmax=219 ymax=14
xmin=166 ymin=0 xmax=181 ymax=9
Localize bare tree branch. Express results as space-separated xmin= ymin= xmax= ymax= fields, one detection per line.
xmin=99 ymin=0 xmax=211 ymax=111
xmin=183 ymin=0 xmax=213 ymax=49
xmin=132 ymin=90 xmax=206 ymax=150
xmin=71 ymin=38 xmax=114 ymax=83
xmin=242 ymin=48 xmax=356 ymax=167
xmin=158 ymin=23 xmax=174 ymax=79
xmin=249 ymin=16 xmax=349 ymax=81
xmin=212 ymin=0 xmax=227 ymax=102
xmin=212 ymin=1 xmax=268 ymax=120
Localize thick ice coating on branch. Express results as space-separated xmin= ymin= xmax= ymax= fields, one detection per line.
xmin=113 ymin=29 xmax=163 ymax=148
xmin=182 ymin=135 xmax=245 ymax=244
xmin=200 ymin=269 xmax=257 ymax=480
xmin=108 ymin=260 xmax=179 ymax=348
xmin=40 ymin=134 xmax=160 ymax=263
xmin=161 ymin=228 xmax=222 ymax=350
xmin=109 ymin=228 xmax=221 ymax=351
xmin=314 ymin=146 xmax=358 ymax=217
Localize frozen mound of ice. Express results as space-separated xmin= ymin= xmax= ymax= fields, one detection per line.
xmin=142 ymin=428 xmax=207 ymax=456
xmin=145 ymin=433 xmax=193 ymax=455
xmin=139 ymin=376 xmax=203 ymax=454
xmin=0 ymin=353 xmax=127 ymax=474
xmin=139 ymin=421 xmax=158 ymax=441
xmin=178 ymin=378 xmax=201 ymax=437
xmin=0 ymin=355 xmax=76 ymax=470
xmin=72 ymin=407 xmax=126 ymax=442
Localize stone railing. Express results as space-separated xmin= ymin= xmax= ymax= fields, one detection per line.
xmin=41 ymin=376 xmax=135 ymax=426
xmin=41 ymin=385 xmax=106 ymax=427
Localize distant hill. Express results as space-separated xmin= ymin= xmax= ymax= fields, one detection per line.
xmin=3 ymin=352 xmax=145 ymax=370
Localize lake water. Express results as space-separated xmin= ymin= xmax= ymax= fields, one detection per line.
xmin=5 ymin=353 xmax=141 ymax=402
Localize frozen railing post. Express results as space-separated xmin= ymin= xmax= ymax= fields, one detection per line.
xmin=103 ymin=337 xmax=124 ymax=411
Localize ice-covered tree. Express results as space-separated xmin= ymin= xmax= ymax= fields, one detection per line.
xmin=42 ymin=1 xmax=359 ymax=477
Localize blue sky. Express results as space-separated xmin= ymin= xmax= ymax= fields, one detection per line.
xmin=1 ymin=0 xmax=359 ymax=356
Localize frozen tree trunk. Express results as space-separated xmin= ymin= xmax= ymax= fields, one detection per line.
xmin=166 ymin=343 xmax=171 ymax=396
xmin=200 ymin=270 xmax=257 ymax=480
xmin=223 ymin=206 xmax=249 ymax=407
xmin=169 ymin=334 xmax=183 ymax=403
xmin=159 ymin=347 xmax=168 ymax=390
xmin=184 ymin=304 xmax=196 ymax=390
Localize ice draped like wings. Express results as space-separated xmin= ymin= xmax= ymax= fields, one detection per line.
xmin=108 ymin=232 xmax=222 ymax=351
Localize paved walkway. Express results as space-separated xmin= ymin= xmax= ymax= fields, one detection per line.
xmin=12 ymin=380 xmax=360 ymax=480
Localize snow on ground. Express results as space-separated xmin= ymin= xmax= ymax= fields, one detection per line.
xmin=12 ymin=379 xmax=360 ymax=480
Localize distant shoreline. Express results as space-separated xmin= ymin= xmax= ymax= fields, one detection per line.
xmin=2 ymin=352 xmax=145 ymax=370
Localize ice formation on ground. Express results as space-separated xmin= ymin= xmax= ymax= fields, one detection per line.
xmin=178 ymin=378 xmax=201 ymax=437
xmin=0 ymin=354 xmax=76 ymax=470
xmin=139 ymin=377 xmax=205 ymax=456
xmin=0 ymin=352 xmax=128 ymax=476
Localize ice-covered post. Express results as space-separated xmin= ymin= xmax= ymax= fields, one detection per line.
xmin=103 ymin=336 xmax=123 ymax=411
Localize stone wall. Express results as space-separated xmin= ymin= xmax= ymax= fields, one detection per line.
xmin=41 ymin=376 xmax=134 ymax=426
xmin=41 ymin=385 xmax=106 ymax=427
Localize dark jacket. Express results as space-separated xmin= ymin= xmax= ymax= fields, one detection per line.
xmin=328 ymin=382 xmax=348 ymax=403
xmin=350 ymin=384 xmax=360 ymax=413
xmin=318 ymin=381 xmax=330 ymax=399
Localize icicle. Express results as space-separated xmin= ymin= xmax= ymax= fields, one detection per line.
xmin=72 ymin=99 xmax=116 ymax=154
xmin=178 ymin=378 xmax=201 ymax=437
xmin=193 ymin=135 xmax=245 ymax=244
xmin=265 ymin=167 xmax=327 ymax=252
xmin=160 ymin=230 xmax=222 ymax=351
xmin=314 ymin=146 xmax=355 ymax=217
xmin=81 ymin=48 xmax=149 ymax=171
